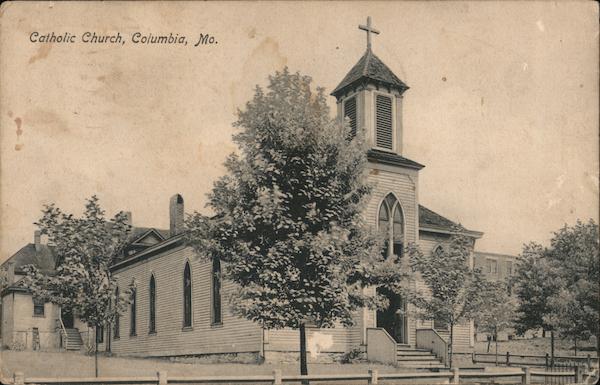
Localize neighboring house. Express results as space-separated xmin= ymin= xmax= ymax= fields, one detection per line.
xmin=0 ymin=232 xmax=62 ymax=351
xmin=472 ymin=251 xmax=538 ymax=342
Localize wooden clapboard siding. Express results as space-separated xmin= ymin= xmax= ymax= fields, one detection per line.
xmin=364 ymin=164 xmax=419 ymax=346
xmin=414 ymin=232 xmax=474 ymax=350
xmin=267 ymin=320 xmax=361 ymax=353
xmin=110 ymin=246 xmax=262 ymax=357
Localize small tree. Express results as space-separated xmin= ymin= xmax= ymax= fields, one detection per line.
xmin=186 ymin=69 xmax=404 ymax=379
xmin=23 ymin=196 xmax=131 ymax=377
xmin=545 ymin=288 xmax=592 ymax=355
xmin=473 ymin=281 xmax=516 ymax=364
xmin=545 ymin=220 xmax=599 ymax=355
xmin=406 ymin=228 xmax=486 ymax=368
xmin=512 ymin=242 xmax=560 ymax=364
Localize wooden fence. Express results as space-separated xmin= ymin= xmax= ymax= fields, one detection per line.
xmin=472 ymin=352 xmax=599 ymax=370
xmin=4 ymin=366 xmax=595 ymax=385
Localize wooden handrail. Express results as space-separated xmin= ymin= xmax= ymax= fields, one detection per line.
xmin=416 ymin=328 xmax=448 ymax=366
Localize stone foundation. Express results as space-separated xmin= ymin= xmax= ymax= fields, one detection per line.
xmin=169 ymin=351 xmax=261 ymax=364
xmin=264 ymin=348 xmax=366 ymax=364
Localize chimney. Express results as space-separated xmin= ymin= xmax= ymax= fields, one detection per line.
xmin=6 ymin=262 xmax=15 ymax=285
xmin=34 ymin=230 xmax=42 ymax=252
xmin=169 ymin=194 xmax=184 ymax=236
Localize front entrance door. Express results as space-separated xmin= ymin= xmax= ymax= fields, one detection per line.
xmin=61 ymin=308 xmax=74 ymax=328
xmin=376 ymin=286 xmax=407 ymax=344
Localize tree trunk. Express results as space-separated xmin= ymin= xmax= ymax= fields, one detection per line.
xmin=495 ymin=328 xmax=498 ymax=366
xmin=574 ymin=338 xmax=577 ymax=356
xmin=299 ymin=323 xmax=309 ymax=385
xmin=487 ymin=335 xmax=491 ymax=353
xmin=550 ymin=331 xmax=555 ymax=368
xmin=449 ymin=322 xmax=454 ymax=368
xmin=95 ymin=326 xmax=99 ymax=377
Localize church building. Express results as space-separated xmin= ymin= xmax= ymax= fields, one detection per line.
xmin=1 ymin=18 xmax=484 ymax=368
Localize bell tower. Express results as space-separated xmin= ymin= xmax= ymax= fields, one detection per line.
xmin=332 ymin=17 xmax=410 ymax=157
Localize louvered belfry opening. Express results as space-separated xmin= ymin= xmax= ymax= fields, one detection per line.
xmin=343 ymin=96 xmax=357 ymax=139
xmin=375 ymin=94 xmax=393 ymax=150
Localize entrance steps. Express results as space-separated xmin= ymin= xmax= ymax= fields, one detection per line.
xmin=64 ymin=328 xmax=83 ymax=351
xmin=396 ymin=345 xmax=445 ymax=369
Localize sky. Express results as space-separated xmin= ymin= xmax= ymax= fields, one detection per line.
xmin=0 ymin=1 xmax=598 ymax=262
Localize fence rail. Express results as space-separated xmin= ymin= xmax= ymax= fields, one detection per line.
xmin=473 ymin=351 xmax=599 ymax=370
xmin=5 ymin=366 xmax=597 ymax=385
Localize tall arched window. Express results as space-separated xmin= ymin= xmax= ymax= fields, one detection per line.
xmin=114 ymin=287 xmax=120 ymax=338
xmin=183 ymin=262 xmax=192 ymax=328
xmin=149 ymin=274 xmax=156 ymax=333
xmin=212 ymin=257 xmax=222 ymax=325
xmin=378 ymin=193 xmax=405 ymax=259
xmin=130 ymin=284 xmax=137 ymax=336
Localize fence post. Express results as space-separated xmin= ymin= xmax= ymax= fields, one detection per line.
xmin=14 ymin=372 xmax=24 ymax=385
xmin=273 ymin=369 xmax=282 ymax=385
xmin=587 ymin=354 xmax=591 ymax=371
xmin=157 ymin=371 xmax=167 ymax=385
xmin=574 ymin=365 xmax=581 ymax=383
xmin=451 ymin=367 xmax=460 ymax=384
xmin=521 ymin=367 xmax=530 ymax=385
xmin=368 ymin=369 xmax=378 ymax=385
xmin=506 ymin=351 xmax=510 ymax=366
xmin=545 ymin=353 xmax=549 ymax=369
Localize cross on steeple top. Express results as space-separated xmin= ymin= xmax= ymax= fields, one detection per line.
xmin=359 ymin=16 xmax=380 ymax=50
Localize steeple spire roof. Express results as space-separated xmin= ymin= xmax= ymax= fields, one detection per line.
xmin=331 ymin=48 xmax=409 ymax=98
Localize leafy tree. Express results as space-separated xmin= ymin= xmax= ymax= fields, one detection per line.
xmin=545 ymin=220 xmax=599 ymax=355
xmin=513 ymin=221 xmax=599 ymax=361
xmin=23 ymin=196 xmax=131 ymax=376
xmin=186 ymin=68 xmax=404 ymax=378
xmin=473 ymin=281 xmax=516 ymax=363
xmin=545 ymin=288 xmax=592 ymax=355
xmin=512 ymin=242 xmax=560 ymax=363
xmin=406 ymin=228 xmax=487 ymax=368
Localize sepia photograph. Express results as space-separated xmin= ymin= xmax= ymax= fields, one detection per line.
xmin=0 ymin=2 xmax=598 ymax=384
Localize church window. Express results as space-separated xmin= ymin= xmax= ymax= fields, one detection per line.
xmin=183 ymin=261 xmax=192 ymax=328
xmin=378 ymin=193 xmax=404 ymax=259
xmin=33 ymin=298 xmax=44 ymax=317
xmin=212 ymin=257 xmax=222 ymax=325
xmin=114 ymin=287 xmax=120 ymax=338
xmin=344 ymin=96 xmax=357 ymax=138
xmin=130 ymin=285 xmax=137 ymax=336
xmin=375 ymin=94 xmax=393 ymax=150
xmin=149 ymin=274 xmax=156 ymax=333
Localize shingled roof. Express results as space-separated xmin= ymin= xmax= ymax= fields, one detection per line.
xmin=1 ymin=243 xmax=56 ymax=274
xmin=332 ymin=48 xmax=409 ymax=98
xmin=419 ymin=205 xmax=483 ymax=238
xmin=368 ymin=149 xmax=424 ymax=170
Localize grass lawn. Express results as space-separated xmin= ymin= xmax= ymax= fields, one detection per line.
xmin=474 ymin=337 xmax=598 ymax=358
xmin=1 ymin=350 xmax=405 ymax=379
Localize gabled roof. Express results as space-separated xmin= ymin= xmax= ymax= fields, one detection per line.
xmin=1 ymin=244 xmax=56 ymax=274
xmin=419 ymin=205 xmax=483 ymax=238
xmin=332 ymin=48 xmax=409 ymax=98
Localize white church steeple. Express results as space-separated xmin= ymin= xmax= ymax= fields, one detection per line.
xmin=332 ymin=17 xmax=412 ymax=159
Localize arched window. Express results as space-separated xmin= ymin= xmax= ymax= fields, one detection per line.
xmin=433 ymin=245 xmax=444 ymax=258
xmin=183 ymin=262 xmax=192 ymax=328
xmin=149 ymin=274 xmax=156 ymax=333
xmin=130 ymin=284 xmax=137 ymax=336
xmin=378 ymin=193 xmax=404 ymax=259
xmin=114 ymin=287 xmax=120 ymax=339
xmin=212 ymin=257 xmax=222 ymax=325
